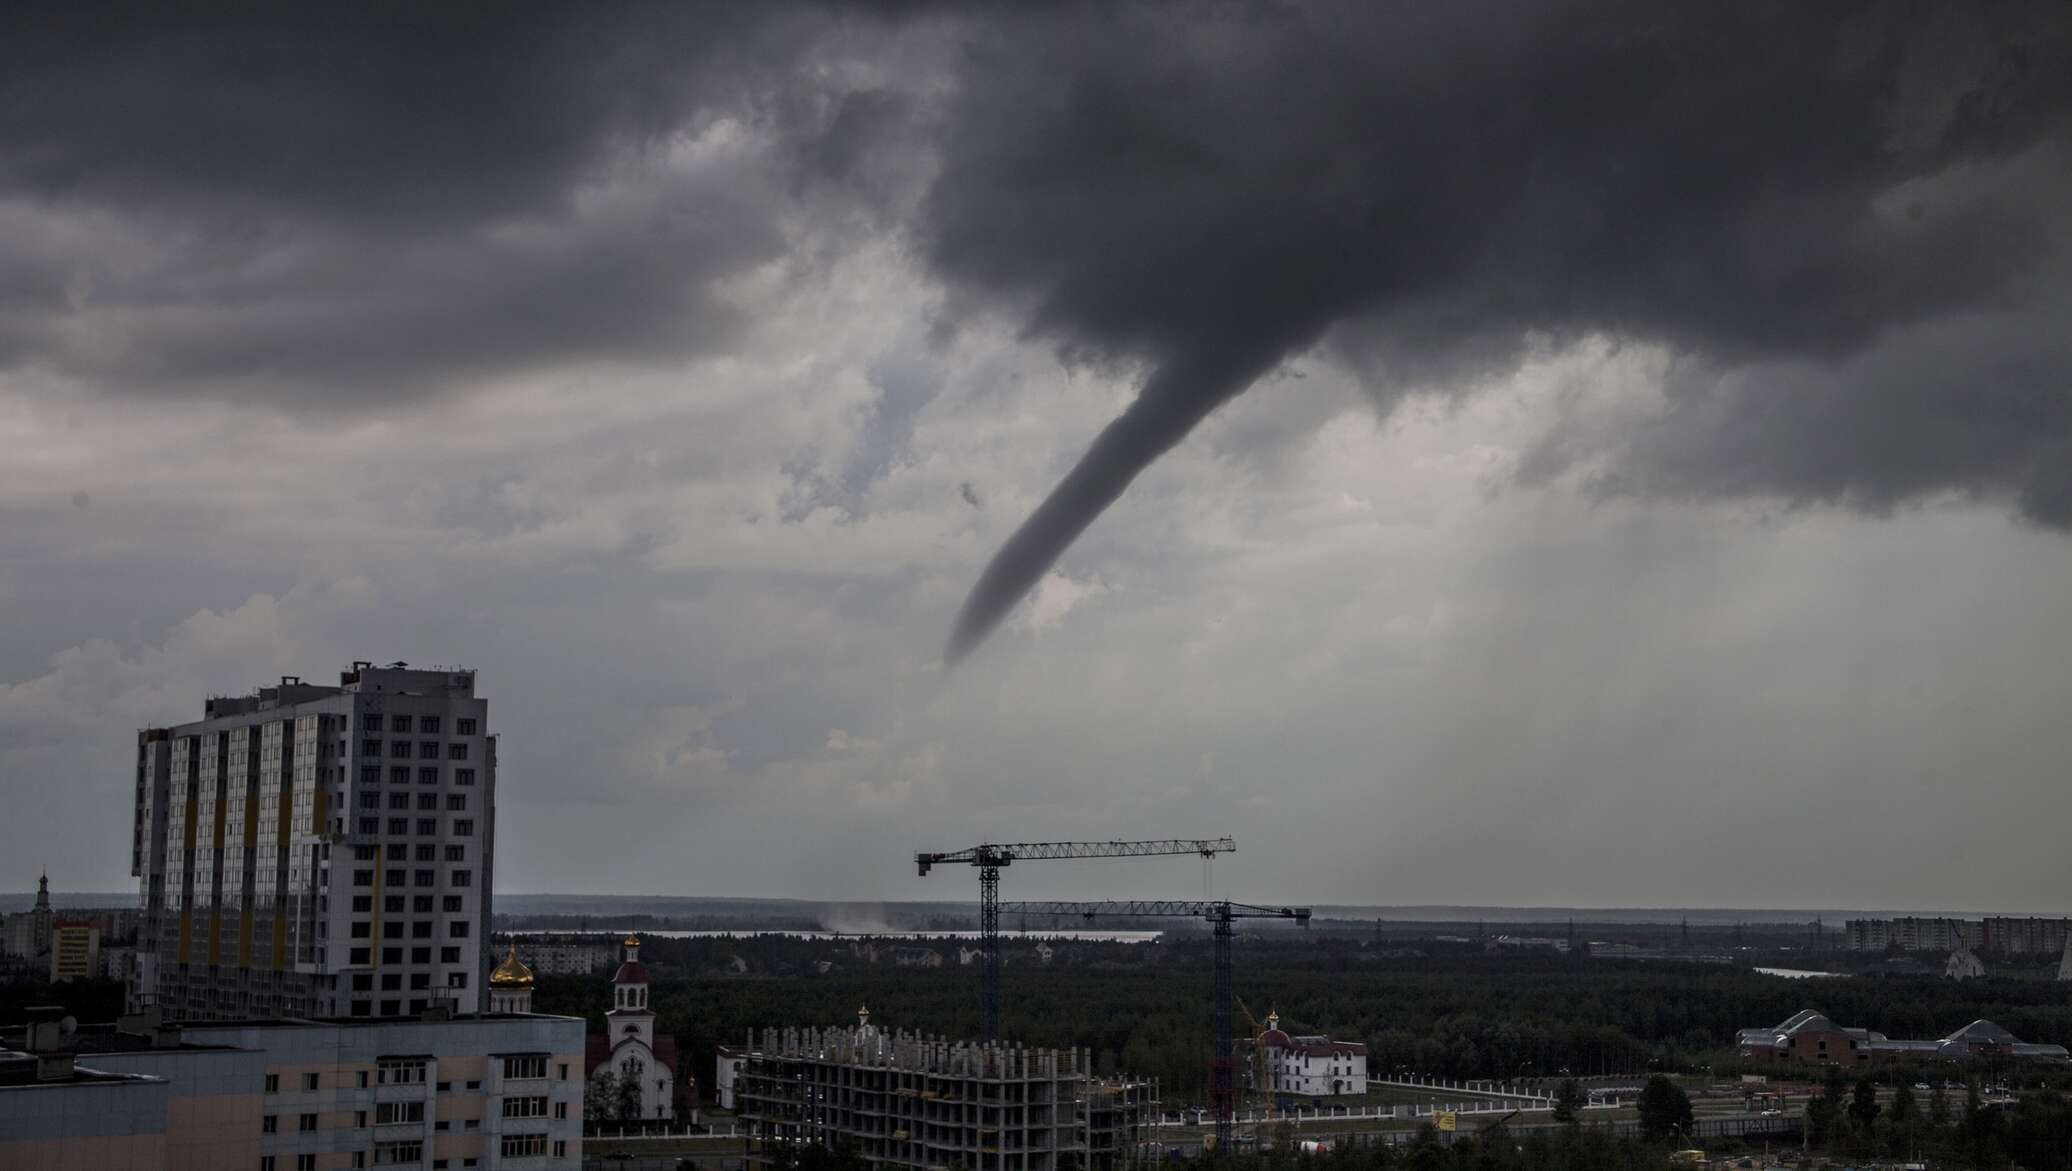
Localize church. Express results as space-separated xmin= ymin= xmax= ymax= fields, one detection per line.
xmin=585 ymin=935 xmax=683 ymax=1121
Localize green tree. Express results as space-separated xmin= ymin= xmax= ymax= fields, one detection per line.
xmin=1930 ymin=1080 xmax=1951 ymax=1128
xmin=1888 ymin=1080 xmax=1918 ymax=1159
xmin=1552 ymin=1078 xmax=1584 ymax=1124
xmin=1637 ymin=1074 xmax=1693 ymax=1143
xmin=1850 ymin=1075 xmax=1881 ymax=1127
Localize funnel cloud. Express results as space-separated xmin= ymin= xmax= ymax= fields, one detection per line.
xmin=924 ymin=2 xmax=2072 ymax=659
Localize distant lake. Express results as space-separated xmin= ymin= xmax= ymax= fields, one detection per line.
xmin=508 ymin=928 xmax=1163 ymax=943
xmin=1755 ymin=966 xmax=1844 ymax=979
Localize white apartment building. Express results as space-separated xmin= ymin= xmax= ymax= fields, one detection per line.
xmin=133 ymin=663 xmax=497 ymax=1020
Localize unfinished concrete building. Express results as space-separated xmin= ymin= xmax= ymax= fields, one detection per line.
xmin=734 ymin=1010 xmax=1156 ymax=1171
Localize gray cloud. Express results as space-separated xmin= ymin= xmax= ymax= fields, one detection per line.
xmin=914 ymin=1 xmax=2072 ymax=657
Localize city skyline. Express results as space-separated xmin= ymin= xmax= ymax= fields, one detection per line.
xmin=4 ymin=5 xmax=2071 ymax=912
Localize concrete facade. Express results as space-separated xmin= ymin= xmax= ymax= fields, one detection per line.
xmin=132 ymin=663 xmax=498 ymax=1020
xmin=4 ymin=1010 xmax=586 ymax=1170
xmin=734 ymin=1014 xmax=1155 ymax=1171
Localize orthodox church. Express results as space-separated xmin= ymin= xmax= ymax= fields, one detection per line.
xmin=585 ymin=935 xmax=682 ymax=1121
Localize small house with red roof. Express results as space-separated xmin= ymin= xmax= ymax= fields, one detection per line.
xmin=1251 ymin=1009 xmax=1368 ymax=1097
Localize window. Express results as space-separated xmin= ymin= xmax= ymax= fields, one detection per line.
xmin=417 ymin=793 xmax=438 ymax=811
xmin=456 ymin=718 xmax=477 ymax=736
xmin=446 ymin=794 xmax=467 ymax=811
xmin=448 ymin=971 xmax=469 ymax=988
xmin=419 ymin=767 xmax=439 ymax=784
xmin=354 ymin=845 xmax=378 ymax=861
xmin=358 ymin=1071 xmax=370 ymax=1088
xmin=420 ymin=716 xmax=441 ymax=734
xmin=263 ymin=1113 xmax=279 ymax=1132
xmin=449 ymin=920 xmax=470 ymax=938
xmin=353 ymin=974 xmax=373 ymax=991
xmin=392 ymin=740 xmax=412 ymax=758
xmin=412 ymin=946 xmax=432 ymax=963
xmin=382 ymin=947 xmax=403 ymax=964
xmin=455 ymin=768 xmax=475 ymax=786
xmin=363 ymin=714 xmax=383 ymax=732
xmin=385 ymin=894 xmax=406 ymax=912
xmin=410 ymin=972 xmax=431 ymax=990
xmin=557 ymin=1063 xmax=569 ymax=1080
xmin=441 ymin=946 xmax=462 ymax=963
xmin=415 ymin=844 xmax=436 ymax=862
xmin=415 ymin=818 xmax=435 ymax=836
xmin=262 ymin=1158 xmax=276 ymax=1171
xmin=502 ymin=1095 xmax=548 ymax=1118
xmin=264 ymin=1073 xmax=280 ymax=1093
xmin=555 ymin=1101 xmax=568 ymax=1119
xmin=447 ymin=742 xmax=469 ymax=760
xmin=354 ymin=1154 xmax=366 ymax=1170
xmin=362 ymin=739 xmax=382 ymax=757
xmin=353 ymin=895 xmax=374 ymax=912
xmin=350 ymin=948 xmax=371 ymax=965
xmin=352 ymin=920 xmax=372 ymax=938
xmin=454 ymin=820 xmax=475 ymax=837
xmin=413 ymin=868 xmax=434 ymax=886
xmin=451 ymin=869 xmax=472 ymax=887
xmin=388 ymin=819 xmax=408 ymax=836
xmin=502 ymin=1054 xmax=547 ymax=1080
xmin=359 ymin=817 xmax=379 ymax=835
xmin=359 ymin=791 xmax=380 ymax=809
xmin=443 ymin=845 xmax=465 ymax=862
xmin=443 ymin=896 xmax=463 ymax=913
xmin=380 ymin=998 xmax=400 ymax=1015
xmin=383 ymin=921 xmax=403 ymax=939
xmin=387 ymin=792 xmax=409 ymax=810
xmin=414 ymin=894 xmax=434 ymax=911
xmin=353 ymin=869 xmax=374 ymax=887
xmin=411 ymin=921 xmax=432 ymax=939
xmin=387 ymin=843 xmax=409 ymax=860
xmin=298 ymin=1156 xmax=317 ymax=1171
xmin=378 ymin=1060 xmax=427 ymax=1085
xmin=415 ymin=741 xmax=436 ymax=761
xmin=391 ymin=766 xmax=410 ymax=784
xmin=554 ymin=1141 xmax=567 ymax=1158
xmin=360 ymin=765 xmax=381 ymax=786
xmin=500 ymin=1134 xmax=548 ymax=1158
xmin=351 ymin=999 xmax=371 ymax=1016
xmin=299 ymin=1112 xmax=318 ymax=1132
xmin=377 ymin=1100 xmax=425 ymax=1124
xmin=374 ymin=1142 xmax=424 ymax=1166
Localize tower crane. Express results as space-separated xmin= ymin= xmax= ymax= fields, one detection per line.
xmin=999 ymin=899 xmax=1311 ymax=1152
xmin=915 ymin=838 xmax=1235 ymax=1041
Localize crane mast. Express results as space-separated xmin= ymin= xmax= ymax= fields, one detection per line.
xmin=1000 ymin=899 xmax=1312 ymax=1152
xmin=914 ymin=839 xmax=1234 ymax=1042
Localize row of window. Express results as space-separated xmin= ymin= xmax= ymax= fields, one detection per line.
xmin=347 ymin=943 xmax=473 ymax=967
xmin=360 ymin=739 xmax=472 ymax=761
xmin=360 ymin=765 xmax=479 ymax=787
xmin=352 ymin=817 xmax=476 ymax=838
xmin=353 ymin=893 xmax=468 ymax=913
xmin=358 ymin=715 xmax=478 ymax=735
xmin=350 ymin=867 xmax=474 ymax=888
xmin=347 ymin=948 xmax=466 ymax=980
xmin=359 ymin=790 xmax=471 ymax=811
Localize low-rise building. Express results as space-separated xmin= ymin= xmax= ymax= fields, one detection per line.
xmin=1736 ymin=1008 xmax=2069 ymax=1066
xmin=1249 ymin=1011 xmax=1369 ymax=1097
xmin=1 ymin=1005 xmax=587 ymax=1169
xmin=498 ymin=934 xmax=619 ymax=977
xmin=0 ymin=1011 xmax=171 ymax=1171
xmin=733 ymin=1009 xmax=1156 ymax=1171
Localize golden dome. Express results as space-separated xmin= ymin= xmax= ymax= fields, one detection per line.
xmin=489 ymin=945 xmax=535 ymax=988
xmin=623 ymin=934 xmax=641 ymax=948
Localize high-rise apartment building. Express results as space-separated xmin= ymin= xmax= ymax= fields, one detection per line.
xmin=133 ymin=662 xmax=497 ymax=1020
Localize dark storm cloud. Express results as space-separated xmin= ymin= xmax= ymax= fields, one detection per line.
xmin=922 ymin=1 xmax=2072 ymax=659
xmin=0 ymin=3 xmax=873 ymax=402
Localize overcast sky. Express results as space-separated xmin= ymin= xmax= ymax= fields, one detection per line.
xmin=4 ymin=3 xmax=2070 ymax=912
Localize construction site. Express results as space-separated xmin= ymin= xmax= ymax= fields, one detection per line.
xmin=733 ymin=838 xmax=1313 ymax=1167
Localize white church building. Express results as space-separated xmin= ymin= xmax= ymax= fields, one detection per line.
xmin=1254 ymin=1009 xmax=1369 ymax=1097
xmin=586 ymin=935 xmax=681 ymax=1121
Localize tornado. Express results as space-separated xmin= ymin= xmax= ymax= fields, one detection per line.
xmin=946 ymin=337 xmax=1286 ymax=664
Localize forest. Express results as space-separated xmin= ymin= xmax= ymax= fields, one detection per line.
xmin=528 ymin=931 xmax=2072 ymax=1106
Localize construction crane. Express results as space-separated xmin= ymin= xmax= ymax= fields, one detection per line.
xmin=915 ymin=839 xmax=1235 ymax=1041
xmin=999 ymin=899 xmax=1311 ymax=1153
